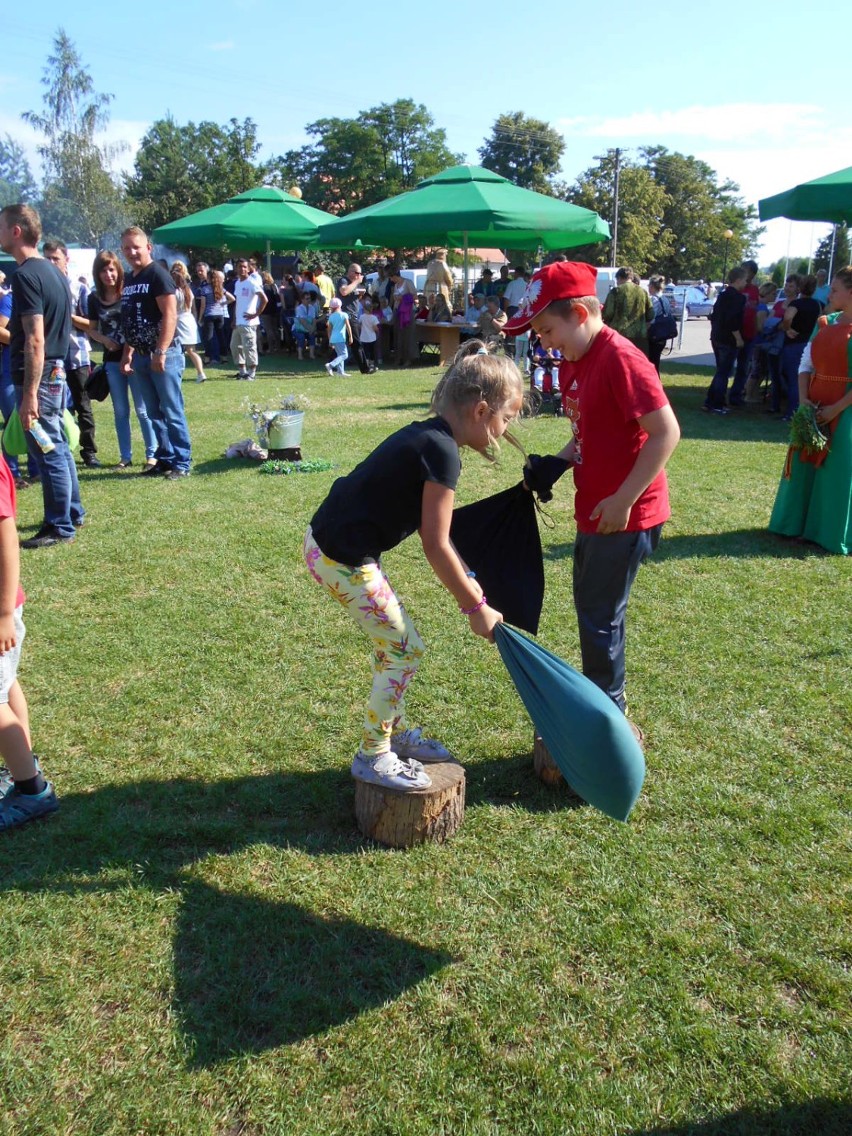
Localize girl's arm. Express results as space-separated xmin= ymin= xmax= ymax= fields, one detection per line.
xmin=0 ymin=515 xmax=20 ymax=651
xmin=419 ymin=481 xmax=502 ymax=641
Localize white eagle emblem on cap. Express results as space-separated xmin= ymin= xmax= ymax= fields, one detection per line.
xmin=517 ymin=276 xmax=542 ymax=316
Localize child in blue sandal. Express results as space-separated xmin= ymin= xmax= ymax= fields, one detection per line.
xmin=0 ymin=454 xmax=58 ymax=831
xmin=305 ymin=340 xmax=524 ymax=791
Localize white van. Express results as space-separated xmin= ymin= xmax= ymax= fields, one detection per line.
xmin=594 ymin=267 xmax=619 ymax=304
xmin=364 ymin=268 xmax=428 ymax=295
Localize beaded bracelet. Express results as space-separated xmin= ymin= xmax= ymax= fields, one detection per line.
xmin=465 ymin=570 xmax=476 ymax=579
xmin=460 ymin=594 xmax=487 ymax=616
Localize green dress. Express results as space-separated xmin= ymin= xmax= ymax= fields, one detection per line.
xmin=769 ymin=313 xmax=852 ymax=555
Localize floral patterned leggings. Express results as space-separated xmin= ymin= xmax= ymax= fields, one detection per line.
xmin=304 ymin=526 xmax=425 ymax=757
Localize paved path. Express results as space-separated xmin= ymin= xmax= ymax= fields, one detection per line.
xmin=665 ymin=316 xmax=714 ymax=367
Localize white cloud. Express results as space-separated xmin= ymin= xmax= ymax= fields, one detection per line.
xmin=558 ymin=103 xmax=826 ymax=145
xmin=207 ymin=40 xmax=235 ymax=51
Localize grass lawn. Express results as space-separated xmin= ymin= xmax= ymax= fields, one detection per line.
xmin=1 ymin=353 xmax=850 ymax=1136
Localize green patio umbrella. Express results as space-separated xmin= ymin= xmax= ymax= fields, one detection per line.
xmin=314 ymin=165 xmax=609 ymax=295
xmin=758 ymin=166 xmax=852 ymax=225
xmin=152 ymin=185 xmax=337 ymax=254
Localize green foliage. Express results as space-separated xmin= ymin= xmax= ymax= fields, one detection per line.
xmin=259 ymin=457 xmax=335 ymax=475
xmin=0 ymin=134 xmax=38 ymax=206
xmin=640 ymin=146 xmax=764 ymax=281
xmin=125 ymin=116 xmax=266 ymax=232
xmin=568 ymin=150 xmax=672 ymax=271
xmin=21 ymin=27 xmax=127 ymax=245
xmin=813 ymin=223 xmax=850 ymax=274
xmin=789 ymin=403 xmax=828 ymax=452
xmin=269 ymin=100 xmax=462 ymax=215
xmin=478 ymin=112 xmax=565 ymax=194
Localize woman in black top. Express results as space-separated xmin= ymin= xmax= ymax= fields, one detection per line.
xmin=705 ymin=266 xmax=748 ymax=413
xmin=260 ymin=271 xmax=281 ymax=354
xmin=83 ymin=250 xmax=158 ymax=470
xmin=780 ymin=274 xmax=821 ymax=421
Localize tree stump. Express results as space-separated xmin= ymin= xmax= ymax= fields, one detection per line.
xmin=268 ymin=446 xmax=302 ymax=461
xmin=354 ymin=761 xmax=465 ymax=848
xmin=533 ymin=734 xmax=583 ymax=801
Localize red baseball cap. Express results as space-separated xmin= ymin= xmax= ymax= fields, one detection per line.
xmin=503 ymin=261 xmax=598 ymax=334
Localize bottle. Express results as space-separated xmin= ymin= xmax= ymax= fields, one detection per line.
xmin=49 ymin=359 xmax=66 ymax=384
xmin=28 ymin=420 xmax=55 ymax=454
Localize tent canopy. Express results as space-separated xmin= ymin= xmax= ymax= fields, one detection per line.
xmin=758 ymin=166 xmax=852 ymax=224
xmin=152 ymin=186 xmax=337 ymax=250
xmin=314 ymin=165 xmax=610 ymax=252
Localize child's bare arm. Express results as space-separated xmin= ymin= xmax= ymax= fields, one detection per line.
xmin=0 ymin=516 xmax=20 ymax=651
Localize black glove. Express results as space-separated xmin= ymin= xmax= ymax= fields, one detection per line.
xmin=523 ymin=454 xmax=572 ymax=503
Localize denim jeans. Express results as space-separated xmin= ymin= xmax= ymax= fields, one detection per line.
xmin=329 ymin=344 xmax=348 ymax=374
xmin=131 ymin=347 xmax=191 ymax=471
xmin=706 ymin=341 xmax=738 ymax=409
xmin=781 ymin=341 xmax=806 ymax=417
xmin=105 ymin=361 xmax=158 ymax=463
xmin=0 ymin=372 xmax=39 ymax=480
xmin=202 ymin=316 xmax=226 ymax=362
xmin=15 ymin=368 xmax=84 ymax=539
xmin=573 ymin=525 xmax=663 ymax=711
xmin=730 ymin=339 xmax=755 ymax=403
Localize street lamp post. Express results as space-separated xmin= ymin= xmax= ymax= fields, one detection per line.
xmin=722 ymin=229 xmax=734 ymax=282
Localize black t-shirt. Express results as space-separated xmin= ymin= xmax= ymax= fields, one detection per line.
xmin=121 ymin=261 xmax=176 ymax=353
xmin=336 ymin=275 xmax=360 ymax=319
xmin=9 ymin=256 xmax=71 ymax=374
xmin=87 ymin=293 xmax=124 ymax=362
xmin=310 ymin=417 xmax=461 ymax=564
xmin=710 ymin=287 xmax=746 ymax=348
xmin=787 ymin=297 xmax=821 ymax=343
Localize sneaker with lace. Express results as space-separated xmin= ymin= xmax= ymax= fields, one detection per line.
xmin=350 ymin=751 xmax=431 ymax=791
xmin=391 ymin=727 xmax=452 ymax=763
xmin=0 ymin=782 xmax=59 ymax=830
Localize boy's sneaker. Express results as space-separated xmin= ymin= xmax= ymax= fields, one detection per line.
xmin=0 ymin=783 xmax=59 ymax=831
xmin=391 ymin=727 xmax=452 ymax=763
xmin=351 ymin=751 xmax=431 ymax=791
xmin=324 ymin=362 xmax=333 ymax=375
xmin=0 ymin=755 xmax=42 ymax=798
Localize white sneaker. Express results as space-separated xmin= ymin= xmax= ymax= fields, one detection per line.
xmin=324 ymin=362 xmax=333 ymax=375
xmin=351 ymin=751 xmax=431 ymax=791
xmin=391 ymin=728 xmax=452 ymax=763
xmin=196 ymin=373 xmax=207 ymax=383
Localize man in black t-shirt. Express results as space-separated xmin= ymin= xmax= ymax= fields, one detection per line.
xmin=0 ymin=203 xmax=84 ymax=547
xmin=120 ymin=227 xmax=192 ymax=478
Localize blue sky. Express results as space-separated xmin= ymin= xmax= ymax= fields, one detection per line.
xmin=2 ymin=1 xmax=845 ymax=264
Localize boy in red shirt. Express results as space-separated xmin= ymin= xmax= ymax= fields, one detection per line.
xmin=0 ymin=454 xmax=59 ymax=829
xmin=505 ymin=262 xmax=680 ymax=737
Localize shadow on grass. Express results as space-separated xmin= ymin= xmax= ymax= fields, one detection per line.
xmin=625 ymin=1097 xmax=852 ymax=1136
xmin=4 ymin=768 xmax=453 ymax=1063
xmin=543 ymin=530 xmax=828 ymax=562
xmin=175 ymin=878 xmax=451 ymax=1065
xmin=466 ymin=752 xmax=587 ymax=815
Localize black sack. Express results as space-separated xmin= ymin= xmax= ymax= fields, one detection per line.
xmin=450 ymin=482 xmax=544 ymax=635
xmin=86 ymin=364 xmax=111 ymax=402
xmin=356 ymin=344 xmax=373 ymax=374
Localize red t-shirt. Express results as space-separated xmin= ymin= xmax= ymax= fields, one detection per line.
xmin=559 ymin=326 xmax=672 ymax=535
xmin=0 ymin=456 xmax=25 ymax=607
xmin=741 ymin=283 xmax=760 ymax=340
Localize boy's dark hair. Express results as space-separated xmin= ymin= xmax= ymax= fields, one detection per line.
xmin=727 ymin=266 xmax=748 ymax=285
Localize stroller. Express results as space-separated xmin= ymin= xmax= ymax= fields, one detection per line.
xmin=526 ymin=335 xmax=563 ymax=417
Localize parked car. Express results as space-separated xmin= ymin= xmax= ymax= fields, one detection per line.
xmin=665 ymin=285 xmax=715 ymax=319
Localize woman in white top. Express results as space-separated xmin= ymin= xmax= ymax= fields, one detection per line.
xmin=171 ymin=262 xmax=206 ymax=382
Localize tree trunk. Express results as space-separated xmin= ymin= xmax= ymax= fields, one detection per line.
xmin=532 ymin=734 xmax=583 ymax=800
xmin=354 ymin=761 xmax=465 ymax=848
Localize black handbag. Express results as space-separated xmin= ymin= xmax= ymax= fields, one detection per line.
xmin=649 ymin=295 xmax=677 ymax=342
xmin=86 ymin=364 xmax=111 ymax=402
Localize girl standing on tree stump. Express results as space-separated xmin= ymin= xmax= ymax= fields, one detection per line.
xmin=304 ymin=341 xmax=524 ymax=791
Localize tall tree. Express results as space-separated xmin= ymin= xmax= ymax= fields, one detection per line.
xmin=478 ymin=112 xmax=565 ymax=194
xmin=567 ymin=150 xmax=672 ymax=273
xmin=270 ymin=100 xmax=461 ymax=215
xmin=125 ymin=117 xmax=265 ymax=231
xmin=0 ymin=135 xmax=38 ymax=206
xmin=22 ymin=27 xmax=126 ymax=244
xmin=812 ymin=223 xmax=850 ymax=274
xmin=639 ymin=146 xmax=763 ymax=281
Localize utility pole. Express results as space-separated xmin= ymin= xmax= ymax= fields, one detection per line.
xmin=611 ymin=147 xmax=621 ymax=268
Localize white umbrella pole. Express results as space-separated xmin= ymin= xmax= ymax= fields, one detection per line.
xmin=463 ymin=234 xmax=469 ymax=306
xmin=828 ymin=223 xmax=837 ymax=282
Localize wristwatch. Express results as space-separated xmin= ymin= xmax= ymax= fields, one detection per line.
xmin=153 ymin=348 xmax=167 ymax=356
